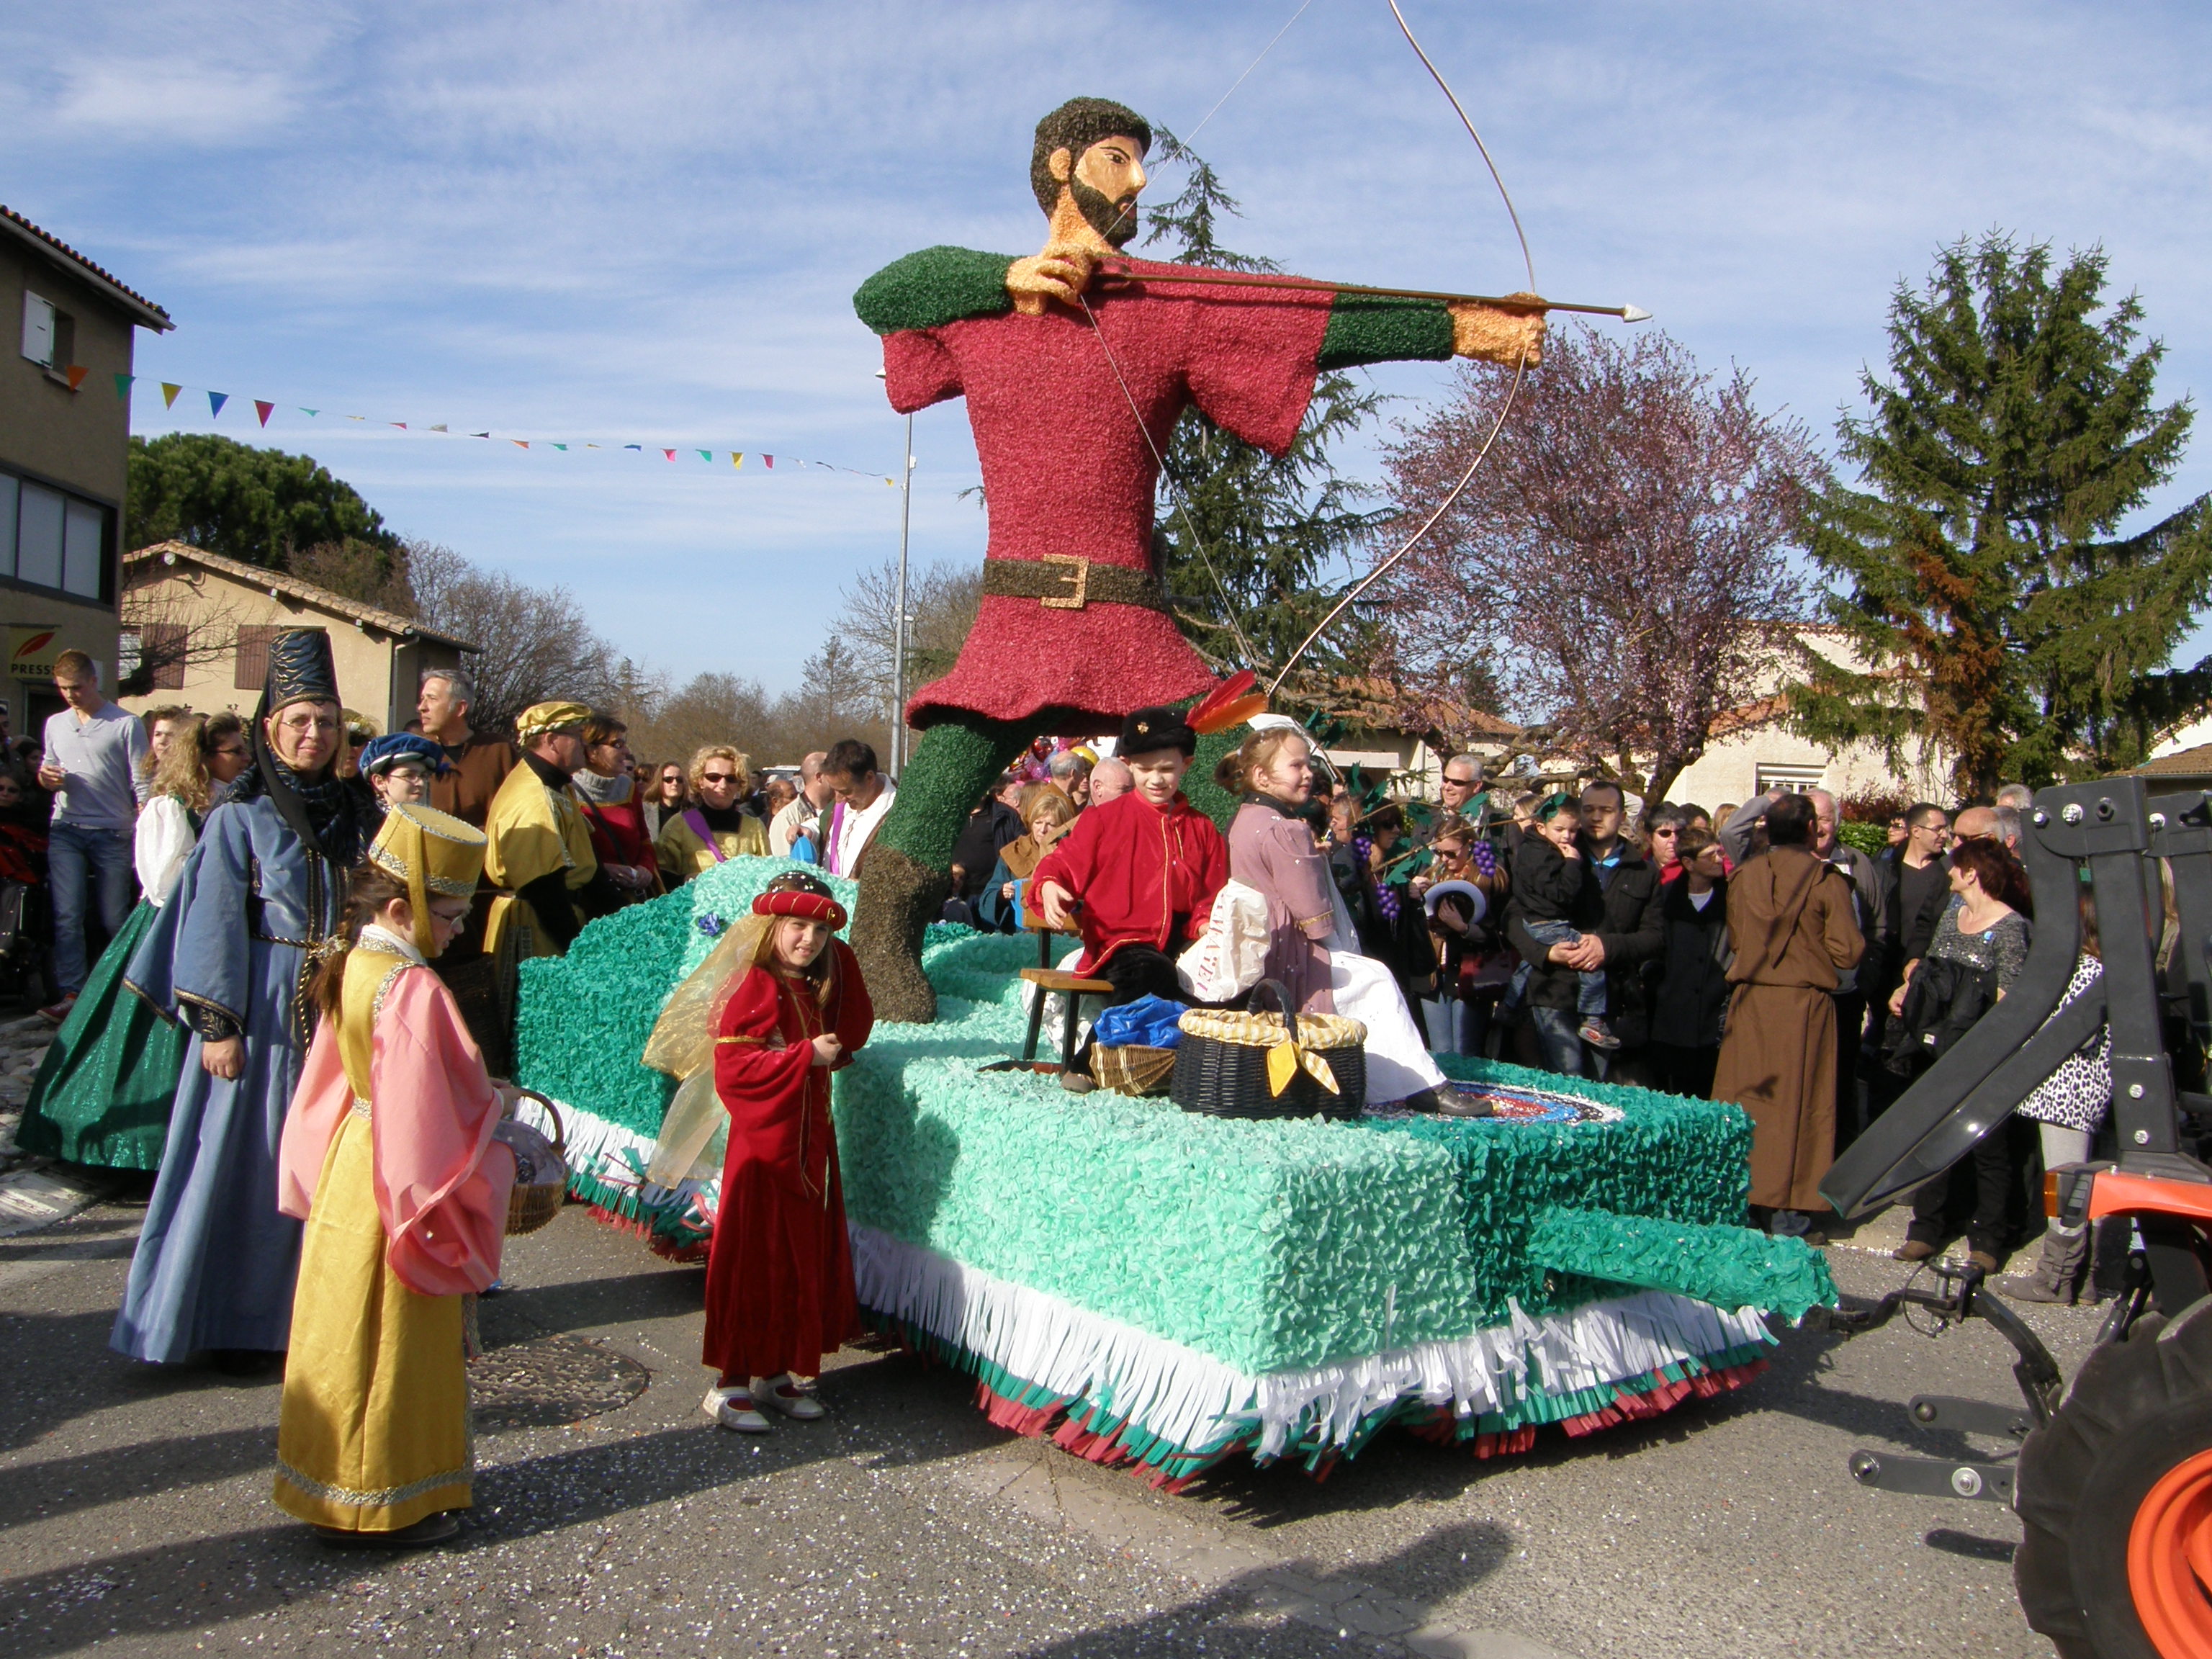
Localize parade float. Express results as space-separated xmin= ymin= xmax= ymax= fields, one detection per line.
xmin=512 ymin=856 xmax=1835 ymax=1491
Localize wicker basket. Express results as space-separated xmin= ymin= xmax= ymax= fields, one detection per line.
xmin=1093 ymin=1043 xmax=1179 ymax=1097
xmin=1170 ymin=980 xmax=1367 ymax=1120
xmin=504 ymin=1092 xmax=570 ymax=1236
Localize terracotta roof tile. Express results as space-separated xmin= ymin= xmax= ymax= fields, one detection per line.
xmin=124 ymin=541 xmax=476 ymax=652
xmin=1 ymin=204 xmax=172 ymax=331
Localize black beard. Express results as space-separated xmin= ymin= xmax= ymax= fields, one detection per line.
xmin=1070 ymin=176 xmax=1140 ymax=248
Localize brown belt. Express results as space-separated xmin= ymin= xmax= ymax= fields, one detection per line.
xmin=982 ymin=554 xmax=1169 ymax=614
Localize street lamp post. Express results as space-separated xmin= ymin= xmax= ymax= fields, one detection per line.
xmin=892 ymin=412 xmax=913 ymax=775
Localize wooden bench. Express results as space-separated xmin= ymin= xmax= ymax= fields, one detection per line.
xmin=979 ymin=911 xmax=1111 ymax=1074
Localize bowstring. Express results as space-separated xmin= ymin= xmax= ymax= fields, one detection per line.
xmin=1264 ymin=0 xmax=1538 ymax=695
xmin=1182 ymin=0 xmax=1316 ymax=151
xmin=1076 ymin=292 xmax=1263 ymax=668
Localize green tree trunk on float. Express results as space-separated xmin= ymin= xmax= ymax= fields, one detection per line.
xmin=1787 ymin=233 xmax=2212 ymax=797
xmin=850 ymin=716 xmax=1034 ymax=1022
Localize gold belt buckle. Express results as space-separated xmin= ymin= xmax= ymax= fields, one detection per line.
xmin=1039 ymin=553 xmax=1089 ymax=610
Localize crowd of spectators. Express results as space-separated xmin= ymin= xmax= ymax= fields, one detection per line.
xmin=3 ymin=645 xmax=2116 ymax=1300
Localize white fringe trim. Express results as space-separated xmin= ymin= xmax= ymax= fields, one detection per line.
xmin=513 ymin=1094 xmax=718 ymax=1216
xmin=849 ymin=1224 xmax=1773 ymax=1465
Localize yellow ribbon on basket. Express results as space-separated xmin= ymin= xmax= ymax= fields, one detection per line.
xmin=1266 ymin=1035 xmax=1340 ymax=1098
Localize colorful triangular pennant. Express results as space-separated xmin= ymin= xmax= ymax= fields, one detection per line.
xmin=254 ymin=400 xmax=274 ymax=427
xmin=161 ymin=382 xmax=182 ymax=408
xmin=207 ymin=391 xmax=229 ymax=418
xmin=112 ymin=372 xmax=134 ymax=400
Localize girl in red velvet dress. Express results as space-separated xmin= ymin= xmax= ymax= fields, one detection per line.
xmin=698 ymin=873 xmax=874 ymax=1432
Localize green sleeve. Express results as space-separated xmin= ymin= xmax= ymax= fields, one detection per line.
xmin=1317 ymin=294 xmax=1455 ymax=370
xmin=853 ymin=246 xmax=1019 ymax=336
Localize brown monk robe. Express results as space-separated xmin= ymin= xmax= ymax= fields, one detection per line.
xmin=1712 ymin=840 xmax=1864 ymax=1215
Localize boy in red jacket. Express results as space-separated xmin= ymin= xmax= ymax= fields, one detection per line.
xmin=1032 ymin=705 xmax=1227 ymax=1093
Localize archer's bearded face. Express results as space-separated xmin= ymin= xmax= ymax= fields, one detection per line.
xmin=1069 ymin=135 xmax=1146 ymax=248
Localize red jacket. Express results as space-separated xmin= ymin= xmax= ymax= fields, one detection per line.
xmin=1031 ymin=791 xmax=1228 ymax=971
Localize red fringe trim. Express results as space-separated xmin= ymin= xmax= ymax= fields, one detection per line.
xmin=1557 ymin=1359 xmax=1768 ymax=1438
xmin=581 ymin=1200 xmax=710 ymax=1264
xmin=898 ymin=1321 xmax=1767 ymax=1492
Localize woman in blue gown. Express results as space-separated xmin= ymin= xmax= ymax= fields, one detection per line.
xmin=112 ymin=630 xmax=374 ymax=1368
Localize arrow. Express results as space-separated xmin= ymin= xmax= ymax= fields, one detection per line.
xmin=1094 ymin=261 xmax=1650 ymax=321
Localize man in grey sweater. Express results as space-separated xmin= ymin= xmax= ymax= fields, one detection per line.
xmin=37 ymin=649 xmax=148 ymax=1017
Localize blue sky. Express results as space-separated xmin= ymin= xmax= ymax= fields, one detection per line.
xmin=6 ymin=1 xmax=2210 ymax=693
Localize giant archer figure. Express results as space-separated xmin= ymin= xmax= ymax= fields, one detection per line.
xmin=849 ymin=96 xmax=1545 ymax=1020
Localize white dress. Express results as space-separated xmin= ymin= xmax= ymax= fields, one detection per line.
xmin=1324 ymin=886 xmax=1447 ymax=1105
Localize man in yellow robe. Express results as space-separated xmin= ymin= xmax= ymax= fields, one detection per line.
xmin=483 ymin=702 xmax=614 ymax=958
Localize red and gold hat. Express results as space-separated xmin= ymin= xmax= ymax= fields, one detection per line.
xmin=751 ymin=872 xmax=848 ymax=930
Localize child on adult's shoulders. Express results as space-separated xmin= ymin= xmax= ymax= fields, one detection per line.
xmin=1498 ymin=793 xmax=1618 ymax=1051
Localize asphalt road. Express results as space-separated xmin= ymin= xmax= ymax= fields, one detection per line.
xmin=0 ymin=1195 xmax=2097 ymax=1659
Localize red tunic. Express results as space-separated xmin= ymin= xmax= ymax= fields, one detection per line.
xmin=703 ymin=940 xmax=875 ymax=1381
xmin=1030 ymin=790 xmax=1228 ymax=973
xmin=881 ymin=260 xmax=1335 ymax=732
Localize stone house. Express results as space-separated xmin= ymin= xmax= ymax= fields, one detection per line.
xmin=117 ymin=541 xmax=475 ymax=736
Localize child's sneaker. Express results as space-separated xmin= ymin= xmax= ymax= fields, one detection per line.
xmin=1578 ymin=1018 xmax=1622 ymax=1051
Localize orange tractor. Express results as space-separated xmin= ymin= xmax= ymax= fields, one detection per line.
xmin=1819 ymin=777 xmax=2212 ymax=1658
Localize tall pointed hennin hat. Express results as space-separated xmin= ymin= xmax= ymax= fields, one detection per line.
xmin=264 ymin=628 xmax=341 ymax=712
xmin=246 ymin=626 xmax=371 ymax=866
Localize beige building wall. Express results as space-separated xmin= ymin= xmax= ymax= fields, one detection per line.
xmin=116 ymin=557 xmax=467 ymax=734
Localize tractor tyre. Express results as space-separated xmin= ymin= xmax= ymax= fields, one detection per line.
xmin=2016 ymin=1300 xmax=2212 ymax=1657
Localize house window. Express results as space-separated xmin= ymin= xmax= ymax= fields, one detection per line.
xmin=1755 ymin=765 xmax=1826 ymax=795
xmin=21 ymin=292 xmax=55 ymax=365
xmin=0 ymin=465 xmax=113 ymax=603
xmin=234 ymin=624 xmax=284 ymax=690
xmin=19 ymin=292 xmax=74 ymax=379
xmin=121 ymin=624 xmax=187 ymax=691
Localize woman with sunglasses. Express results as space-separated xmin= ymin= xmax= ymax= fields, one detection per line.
xmin=640 ymin=761 xmax=689 ymax=844
xmin=657 ymin=746 xmax=769 ymax=886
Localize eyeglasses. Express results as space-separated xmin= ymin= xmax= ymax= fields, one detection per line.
xmin=276 ymin=712 xmax=338 ymax=734
xmin=1650 ymin=827 xmax=1679 ymax=838
xmin=701 ymin=771 xmax=740 ymax=784
xmin=1442 ymin=775 xmax=1478 ymax=789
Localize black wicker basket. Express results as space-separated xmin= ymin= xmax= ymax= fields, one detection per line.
xmin=1169 ymin=979 xmax=1366 ymax=1120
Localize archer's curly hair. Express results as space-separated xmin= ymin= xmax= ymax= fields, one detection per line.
xmin=1030 ymin=97 xmax=1153 ymax=213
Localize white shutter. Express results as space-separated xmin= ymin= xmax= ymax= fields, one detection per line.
xmin=20 ymin=292 xmax=54 ymax=366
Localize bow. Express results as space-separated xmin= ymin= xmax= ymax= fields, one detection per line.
xmin=1267 ymin=0 xmax=1542 ymax=693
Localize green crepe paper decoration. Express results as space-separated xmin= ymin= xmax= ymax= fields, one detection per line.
xmin=873 ymin=715 xmax=1034 ymax=870
xmin=513 ymin=858 xmax=855 ymax=1138
xmin=1183 ymin=724 xmax=1244 ymax=834
xmin=1316 ymin=293 xmax=1455 ymax=371
xmin=521 ymin=876 xmax=1820 ymax=1377
xmin=854 ymin=246 xmax=1017 ymax=336
xmin=1527 ymin=1207 xmax=1838 ymax=1325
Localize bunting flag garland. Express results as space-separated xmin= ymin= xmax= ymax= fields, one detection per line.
xmin=111 ymin=372 xmax=902 ymax=485
xmin=65 ymin=365 xmax=88 ymax=390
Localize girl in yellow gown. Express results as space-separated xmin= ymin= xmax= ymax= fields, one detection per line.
xmin=272 ymin=802 xmax=541 ymax=1547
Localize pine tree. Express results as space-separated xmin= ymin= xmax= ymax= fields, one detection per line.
xmin=1791 ymin=233 xmax=2212 ymax=794
xmin=1141 ymin=132 xmax=1388 ymax=683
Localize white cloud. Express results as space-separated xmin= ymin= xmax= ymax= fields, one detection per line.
xmin=15 ymin=0 xmax=2212 ymax=687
